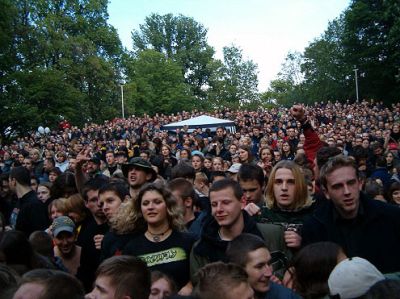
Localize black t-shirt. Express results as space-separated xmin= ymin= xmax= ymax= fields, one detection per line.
xmin=123 ymin=230 xmax=195 ymax=289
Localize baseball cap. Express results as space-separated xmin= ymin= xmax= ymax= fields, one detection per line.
xmin=51 ymin=216 xmax=76 ymax=237
xmin=328 ymin=257 xmax=385 ymax=299
xmin=227 ymin=163 xmax=241 ymax=174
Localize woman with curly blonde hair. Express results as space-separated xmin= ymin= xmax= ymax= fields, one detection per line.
xmin=109 ymin=183 xmax=194 ymax=294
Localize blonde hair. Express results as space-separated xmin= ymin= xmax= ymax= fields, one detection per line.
xmin=111 ymin=183 xmax=185 ymax=234
xmin=265 ymin=160 xmax=312 ymax=210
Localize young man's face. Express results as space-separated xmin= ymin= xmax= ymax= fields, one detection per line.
xmin=99 ymin=191 xmax=123 ymax=221
xmin=323 ymin=166 xmax=362 ymax=219
xmin=127 ymin=167 xmax=152 ymax=189
xmin=86 ymin=275 xmax=116 ymax=299
xmin=240 ymin=179 xmax=263 ymax=206
xmin=244 ymin=248 xmax=272 ymax=294
xmin=54 ymin=231 xmax=76 ymax=255
xmin=273 ymin=168 xmax=296 ymax=209
xmin=85 ymin=189 xmax=105 ymax=219
xmin=210 ymin=187 xmax=244 ymax=229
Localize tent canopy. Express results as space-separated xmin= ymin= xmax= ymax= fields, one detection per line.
xmin=162 ymin=115 xmax=236 ymax=133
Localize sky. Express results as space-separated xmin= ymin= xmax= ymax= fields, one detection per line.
xmin=107 ymin=0 xmax=350 ymax=92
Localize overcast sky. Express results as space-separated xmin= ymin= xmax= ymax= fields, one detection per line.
xmin=108 ymin=0 xmax=350 ymax=92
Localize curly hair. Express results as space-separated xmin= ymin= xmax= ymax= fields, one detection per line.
xmin=111 ymin=183 xmax=185 ymax=234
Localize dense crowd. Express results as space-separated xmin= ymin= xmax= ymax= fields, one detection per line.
xmin=1 ymin=99 xmax=400 ymax=299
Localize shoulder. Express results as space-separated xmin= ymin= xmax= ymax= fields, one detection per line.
xmin=267 ymin=282 xmax=302 ymax=299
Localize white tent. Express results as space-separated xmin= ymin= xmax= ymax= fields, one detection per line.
xmin=162 ymin=115 xmax=236 ymax=133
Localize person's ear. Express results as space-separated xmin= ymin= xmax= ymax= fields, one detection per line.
xmin=123 ymin=195 xmax=130 ymax=203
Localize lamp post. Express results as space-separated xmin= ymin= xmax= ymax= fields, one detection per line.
xmin=120 ymin=84 xmax=125 ymax=119
xmin=353 ymin=66 xmax=359 ymax=101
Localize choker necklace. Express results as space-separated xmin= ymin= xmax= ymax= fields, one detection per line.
xmin=147 ymin=227 xmax=171 ymax=242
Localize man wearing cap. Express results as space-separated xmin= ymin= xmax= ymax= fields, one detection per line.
xmin=226 ymin=163 xmax=241 ymax=181
xmin=122 ymin=157 xmax=157 ymax=199
xmin=52 ymin=216 xmax=81 ymax=276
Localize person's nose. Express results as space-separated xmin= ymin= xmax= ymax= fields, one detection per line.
xmin=263 ymin=264 xmax=273 ymax=278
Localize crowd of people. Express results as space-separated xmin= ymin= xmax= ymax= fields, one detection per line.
xmin=1 ymin=99 xmax=400 ymax=299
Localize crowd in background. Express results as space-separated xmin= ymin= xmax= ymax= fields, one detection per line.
xmin=1 ymin=99 xmax=400 ymax=299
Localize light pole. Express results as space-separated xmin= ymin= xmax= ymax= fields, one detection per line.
xmin=120 ymin=84 xmax=125 ymax=119
xmin=353 ymin=66 xmax=359 ymax=101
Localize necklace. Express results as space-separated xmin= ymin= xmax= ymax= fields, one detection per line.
xmin=147 ymin=227 xmax=171 ymax=242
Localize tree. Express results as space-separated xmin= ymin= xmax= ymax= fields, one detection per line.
xmin=0 ymin=0 xmax=124 ymax=137
xmin=341 ymin=0 xmax=400 ymax=102
xmin=124 ymin=50 xmax=193 ymax=115
xmin=208 ymin=45 xmax=259 ymax=109
xmin=131 ymin=13 xmax=215 ymax=100
xmin=301 ymin=16 xmax=353 ymax=102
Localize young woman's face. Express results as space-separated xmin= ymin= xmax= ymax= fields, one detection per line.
xmin=392 ymin=190 xmax=400 ymax=204
xmin=261 ymin=149 xmax=272 ymax=162
xmin=50 ymin=206 xmax=64 ymax=221
xmin=238 ymin=149 xmax=249 ymax=162
xmin=212 ymin=158 xmax=223 ymax=171
xmin=161 ymin=146 xmax=170 ymax=157
xmin=141 ymin=191 xmax=168 ymax=227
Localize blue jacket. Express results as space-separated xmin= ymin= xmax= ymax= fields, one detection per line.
xmin=265 ymin=282 xmax=302 ymax=299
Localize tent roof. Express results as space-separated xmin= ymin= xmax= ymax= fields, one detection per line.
xmin=162 ymin=115 xmax=235 ymax=131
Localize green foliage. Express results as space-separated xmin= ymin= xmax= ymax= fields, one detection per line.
xmin=0 ymin=0 xmax=123 ymax=137
xmin=131 ymin=13 xmax=215 ymax=100
xmin=208 ymin=45 xmax=259 ymax=109
xmin=124 ymin=50 xmax=193 ymax=116
xmin=268 ymin=0 xmax=400 ymax=106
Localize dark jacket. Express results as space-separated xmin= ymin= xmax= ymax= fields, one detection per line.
xmin=190 ymin=211 xmax=286 ymax=279
xmin=302 ymin=193 xmax=400 ymax=273
xmin=13 ymin=190 xmax=49 ymax=236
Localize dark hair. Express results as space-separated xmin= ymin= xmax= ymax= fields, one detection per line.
xmin=9 ymin=166 xmax=30 ymax=186
xmin=168 ymin=178 xmax=196 ymax=201
xmin=292 ymin=242 xmax=343 ymax=299
xmin=209 ymin=179 xmax=243 ymax=201
xmin=171 ymin=162 xmax=196 ymax=181
xmin=0 ymin=231 xmax=50 ymax=275
xmin=19 ymin=269 xmax=84 ymax=299
xmin=29 ymin=231 xmax=54 ymax=258
xmin=226 ymin=233 xmax=267 ymax=267
xmin=375 ymin=156 xmax=387 ymax=168
xmin=51 ymin=172 xmax=78 ymax=199
xmin=48 ymin=167 xmax=62 ymax=176
xmin=316 ymin=147 xmax=342 ymax=170
xmin=387 ymin=181 xmax=400 ymax=204
xmin=238 ymin=164 xmax=265 ymax=187
xmin=0 ymin=264 xmax=18 ymax=298
xmin=98 ymin=181 xmax=130 ymax=201
xmin=96 ymin=256 xmax=151 ymax=299
xmin=363 ymin=279 xmax=400 ymax=299
xmin=319 ymin=155 xmax=358 ymax=189
xmin=81 ymin=176 xmax=109 ymax=202
xmin=364 ymin=179 xmax=385 ymax=199
xmin=209 ymin=171 xmax=226 ymax=183
xmin=151 ymin=270 xmax=177 ymax=296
